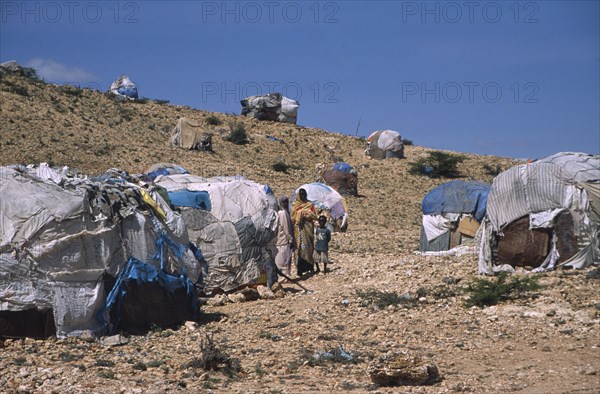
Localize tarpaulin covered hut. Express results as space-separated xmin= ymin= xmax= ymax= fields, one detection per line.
xmin=478 ymin=152 xmax=600 ymax=274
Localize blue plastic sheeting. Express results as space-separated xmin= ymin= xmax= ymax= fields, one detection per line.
xmin=117 ymin=85 xmax=138 ymax=99
xmin=332 ymin=162 xmax=354 ymax=173
xmin=152 ymin=232 xmax=188 ymax=271
xmin=168 ymin=190 xmax=211 ymax=210
xmin=146 ymin=166 xmax=189 ymax=180
xmin=264 ymin=184 xmax=274 ymax=195
xmin=101 ymin=257 xmax=199 ymax=328
xmin=266 ymin=135 xmax=284 ymax=143
xmin=422 ymin=180 xmax=490 ymax=222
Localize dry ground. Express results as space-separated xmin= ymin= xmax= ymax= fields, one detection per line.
xmin=1 ymin=72 xmax=598 ymax=393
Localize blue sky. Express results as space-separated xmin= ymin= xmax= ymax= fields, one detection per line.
xmin=1 ymin=1 xmax=598 ymax=159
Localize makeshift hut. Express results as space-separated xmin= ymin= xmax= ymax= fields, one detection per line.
xmin=0 ymin=164 xmax=200 ymax=339
xmin=365 ymin=130 xmax=405 ymax=160
xmin=240 ymin=92 xmax=299 ymax=124
xmin=291 ymin=183 xmax=348 ymax=232
xmin=170 ymin=117 xmax=213 ymax=151
xmin=478 ymin=152 xmax=600 ymax=274
xmin=419 ymin=180 xmax=490 ymax=253
xmin=153 ymin=174 xmax=278 ymax=294
xmin=108 ymin=75 xmax=138 ymax=100
xmin=318 ymin=162 xmax=358 ymax=196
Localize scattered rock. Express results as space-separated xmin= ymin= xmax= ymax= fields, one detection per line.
xmin=228 ymin=293 xmax=246 ymax=303
xmin=207 ymin=294 xmax=228 ymax=306
xmin=100 ymin=334 xmax=129 ymax=347
xmin=368 ymin=353 xmax=441 ymax=386
xmin=257 ymin=285 xmax=275 ymax=300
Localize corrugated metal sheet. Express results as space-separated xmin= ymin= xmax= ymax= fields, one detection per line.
xmin=487 ymin=153 xmax=600 ymax=231
xmin=419 ymin=225 xmax=451 ymax=252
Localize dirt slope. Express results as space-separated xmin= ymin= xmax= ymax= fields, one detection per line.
xmin=1 ymin=72 xmax=598 ymax=393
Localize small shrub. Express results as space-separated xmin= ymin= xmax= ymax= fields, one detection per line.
xmin=316 ymin=333 xmax=340 ymax=341
xmin=259 ymin=330 xmax=282 ymax=341
xmin=132 ymin=361 xmax=147 ymax=371
xmin=60 ymin=85 xmax=83 ymax=96
xmin=272 ymin=160 xmax=290 ymax=173
xmin=95 ymin=359 xmax=115 ymax=367
xmin=154 ymin=99 xmax=170 ymax=105
xmin=119 ymin=107 xmax=135 ymax=121
xmin=408 ymin=151 xmax=466 ymax=178
xmin=6 ymin=85 xmax=29 ymax=96
xmin=225 ymin=122 xmax=249 ymax=145
xmin=147 ymin=359 xmax=165 ymax=368
xmin=182 ymin=334 xmax=241 ymax=376
xmin=59 ymin=352 xmax=84 ymax=362
xmin=464 ymin=272 xmax=543 ymax=308
xmin=22 ymin=67 xmax=40 ymax=80
xmin=206 ymin=115 xmax=223 ymax=126
xmin=356 ymin=289 xmax=416 ymax=309
xmin=287 ymin=360 xmax=300 ymax=372
xmin=402 ymin=138 xmax=414 ymax=146
xmin=97 ymin=371 xmax=115 ymax=379
xmin=483 ymin=163 xmax=503 ymax=176
xmin=135 ymin=97 xmax=150 ymax=104
xmin=429 ymin=285 xmax=460 ymax=299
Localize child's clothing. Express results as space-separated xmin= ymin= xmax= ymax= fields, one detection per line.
xmin=313 ymin=226 xmax=331 ymax=272
xmin=315 ymin=226 xmax=331 ymax=252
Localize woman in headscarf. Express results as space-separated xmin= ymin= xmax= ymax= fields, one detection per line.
xmin=275 ymin=195 xmax=294 ymax=278
xmin=291 ymin=188 xmax=318 ymax=276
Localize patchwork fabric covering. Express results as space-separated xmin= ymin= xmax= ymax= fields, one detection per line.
xmin=170 ymin=117 xmax=213 ymax=151
xmin=0 ymin=164 xmax=199 ymax=338
xmin=319 ymin=162 xmax=358 ymax=196
xmin=240 ymin=92 xmax=299 ymax=124
xmin=291 ymin=183 xmax=348 ymax=231
xmin=154 ymin=174 xmax=278 ymax=294
xmin=109 ymin=75 xmax=138 ymax=99
xmin=478 ymin=152 xmax=600 ymax=274
xmin=365 ymin=130 xmax=405 ymax=159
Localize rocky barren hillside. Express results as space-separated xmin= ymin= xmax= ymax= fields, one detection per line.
xmin=1 ymin=72 xmax=598 ymax=393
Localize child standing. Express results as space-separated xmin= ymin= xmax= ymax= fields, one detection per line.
xmin=313 ymin=215 xmax=331 ymax=274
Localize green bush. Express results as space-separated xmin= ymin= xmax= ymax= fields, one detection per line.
xmin=408 ymin=151 xmax=466 ymax=178
xmin=22 ymin=67 xmax=40 ymax=80
xmin=402 ymin=138 xmax=414 ymax=146
xmin=225 ymin=122 xmax=249 ymax=145
xmin=206 ymin=115 xmax=223 ymax=126
xmin=356 ymin=289 xmax=416 ymax=309
xmin=272 ymin=160 xmax=290 ymax=173
xmin=483 ymin=163 xmax=503 ymax=176
xmin=464 ymin=272 xmax=542 ymax=308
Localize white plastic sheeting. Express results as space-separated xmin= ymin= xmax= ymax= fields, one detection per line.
xmin=154 ymin=174 xmax=278 ymax=294
xmin=0 ymin=166 xmax=197 ymax=338
xmin=291 ymin=183 xmax=348 ymax=230
xmin=373 ymin=130 xmax=403 ymax=151
xmin=422 ymin=213 xmax=460 ymax=242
